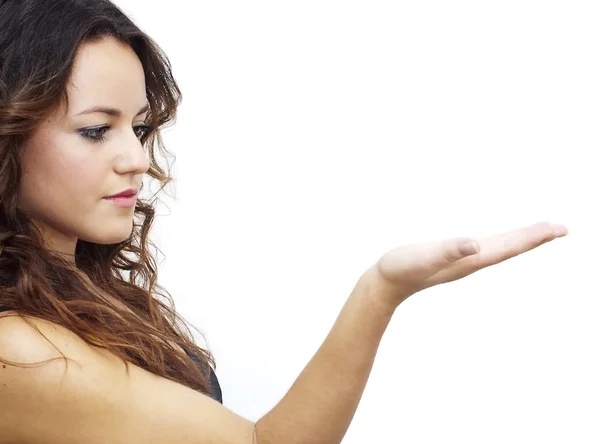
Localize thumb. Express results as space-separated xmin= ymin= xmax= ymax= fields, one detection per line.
xmin=377 ymin=236 xmax=481 ymax=284
xmin=432 ymin=237 xmax=480 ymax=268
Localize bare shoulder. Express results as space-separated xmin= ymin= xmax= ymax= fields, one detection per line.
xmin=0 ymin=311 xmax=83 ymax=365
xmin=0 ymin=313 xmax=255 ymax=444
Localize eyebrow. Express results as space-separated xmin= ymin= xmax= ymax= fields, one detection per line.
xmin=75 ymin=103 xmax=150 ymax=118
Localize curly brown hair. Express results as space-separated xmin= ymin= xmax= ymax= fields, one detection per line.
xmin=0 ymin=0 xmax=215 ymax=396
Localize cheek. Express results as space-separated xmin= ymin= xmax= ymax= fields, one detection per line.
xmin=19 ymin=135 xmax=105 ymax=214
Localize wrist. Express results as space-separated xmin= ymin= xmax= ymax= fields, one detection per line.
xmin=356 ymin=265 xmax=405 ymax=319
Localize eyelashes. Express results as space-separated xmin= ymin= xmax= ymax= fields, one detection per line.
xmin=78 ymin=124 xmax=151 ymax=143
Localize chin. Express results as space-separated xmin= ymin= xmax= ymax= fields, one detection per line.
xmin=82 ymin=222 xmax=134 ymax=245
xmin=103 ymin=231 xmax=134 ymax=245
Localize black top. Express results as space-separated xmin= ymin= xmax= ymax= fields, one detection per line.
xmin=186 ymin=348 xmax=223 ymax=403
xmin=0 ymin=306 xmax=223 ymax=403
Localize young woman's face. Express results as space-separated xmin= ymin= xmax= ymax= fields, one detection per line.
xmin=17 ymin=36 xmax=151 ymax=256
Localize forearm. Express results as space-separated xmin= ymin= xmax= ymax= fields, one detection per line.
xmin=255 ymin=267 xmax=395 ymax=444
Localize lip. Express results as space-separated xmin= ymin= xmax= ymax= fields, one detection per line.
xmin=103 ymin=194 xmax=137 ymax=208
xmin=103 ymin=188 xmax=138 ymax=208
xmin=104 ymin=188 xmax=138 ymax=199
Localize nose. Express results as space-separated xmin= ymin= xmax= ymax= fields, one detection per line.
xmin=113 ymin=129 xmax=151 ymax=176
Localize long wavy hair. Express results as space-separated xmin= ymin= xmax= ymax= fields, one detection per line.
xmin=0 ymin=0 xmax=215 ymax=395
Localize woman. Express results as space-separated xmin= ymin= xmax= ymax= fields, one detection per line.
xmin=0 ymin=0 xmax=568 ymax=443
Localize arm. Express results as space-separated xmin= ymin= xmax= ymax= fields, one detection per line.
xmin=255 ymin=267 xmax=394 ymax=444
xmin=255 ymin=221 xmax=568 ymax=444
xmin=0 ymin=268 xmax=391 ymax=444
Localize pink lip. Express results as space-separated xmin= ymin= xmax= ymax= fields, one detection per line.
xmin=103 ymin=194 xmax=137 ymax=208
xmin=103 ymin=189 xmax=138 ymax=208
xmin=105 ymin=188 xmax=137 ymax=198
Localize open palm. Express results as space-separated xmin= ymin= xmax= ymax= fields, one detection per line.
xmin=371 ymin=221 xmax=568 ymax=309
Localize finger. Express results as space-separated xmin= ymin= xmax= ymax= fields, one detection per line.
xmin=427 ymin=221 xmax=567 ymax=286
xmin=474 ymin=221 xmax=567 ymax=269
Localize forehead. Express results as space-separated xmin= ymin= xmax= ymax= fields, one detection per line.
xmin=66 ymin=37 xmax=147 ymax=114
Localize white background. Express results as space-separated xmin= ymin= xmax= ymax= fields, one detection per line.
xmin=117 ymin=1 xmax=598 ymax=442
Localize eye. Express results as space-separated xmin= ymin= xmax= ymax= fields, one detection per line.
xmin=78 ymin=125 xmax=109 ymax=143
xmin=78 ymin=124 xmax=151 ymax=143
xmin=133 ymin=124 xmax=151 ymax=140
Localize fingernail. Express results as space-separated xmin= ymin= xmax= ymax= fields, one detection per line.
xmin=459 ymin=240 xmax=479 ymax=255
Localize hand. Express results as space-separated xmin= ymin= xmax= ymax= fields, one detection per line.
xmin=364 ymin=221 xmax=568 ymax=312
